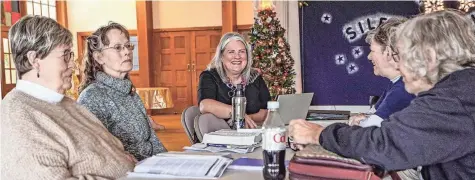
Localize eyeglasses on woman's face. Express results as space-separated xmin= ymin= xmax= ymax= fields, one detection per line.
xmin=102 ymin=43 xmax=135 ymax=52
xmin=388 ymin=45 xmax=400 ymax=62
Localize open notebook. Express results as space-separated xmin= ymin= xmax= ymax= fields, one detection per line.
xmin=127 ymin=153 xmax=233 ymax=179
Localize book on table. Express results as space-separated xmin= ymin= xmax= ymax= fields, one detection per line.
xmin=202 ymin=129 xmax=262 ymax=146
xmin=127 ymin=152 xmax=233 ymax=179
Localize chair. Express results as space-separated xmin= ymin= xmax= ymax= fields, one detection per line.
xmin=181 ymin=106 xmax=201 ymax=144
xmin=193 ymin=113 xmax=230 ymax=142
xmin=181 ymin=106 xmax=231 ymax=144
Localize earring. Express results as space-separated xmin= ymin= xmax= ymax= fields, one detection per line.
xmin=37 ymin=71 xmax=40 ymax=78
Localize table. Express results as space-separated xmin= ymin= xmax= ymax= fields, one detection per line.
xmin=120 ymin=148 xmax=295 ymax=180
xmin=135 ymin=87 xmax=174 ymax=110
xmin=121 ymin=120 xmax=346 ymax=180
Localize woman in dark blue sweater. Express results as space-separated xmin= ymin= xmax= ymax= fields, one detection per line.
xmin=349 ymin=18 xmax=415 ymax=127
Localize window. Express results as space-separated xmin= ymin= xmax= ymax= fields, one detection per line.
xmin=3 ymin=37 xmax=16 ymax=85
xmin=26 ymin=0 xmax=56 ymax=20
xmin=130 ymin=36 xmax=139 ymax=71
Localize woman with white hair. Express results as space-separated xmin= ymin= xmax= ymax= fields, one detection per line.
xmin=198 ymin=32 xmax=270 ymax=130
xmin=1 ymin=16 xmax=134 ymax=179
xmin=289 ymin=9 xmax=475 ymax=180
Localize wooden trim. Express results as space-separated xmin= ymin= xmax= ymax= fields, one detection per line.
xmin=20 ymin=1 xmax=27 ymax=16
xmin=151 ymin=25 xmax=252 ymax=33
xmin=221 ymin=1 xmax=237 ymax=34
xmin=153 ymin=26 xmax=222 ymax=32
xmin=56 ymin=1 xmax=68 ymax=28
xmin=1 ymin=26 xmax=10 ymax=32
xmin=237 ymin=24 xmax=252 ymax=31
xmin=135 ymin=0 xmax=154 ymax=87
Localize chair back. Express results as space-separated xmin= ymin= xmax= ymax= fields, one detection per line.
xmin=181 ymin=106 xmax=201 ymax=144
xmin=194 ymin=113 xmax=231 ymax=142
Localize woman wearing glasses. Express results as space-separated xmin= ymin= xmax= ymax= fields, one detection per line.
xmin=349 ymin=18 xmax=415 ymax=127
xmin=1 ymin=16 xmax=134 ymax=179
xmin=198 ymin=32 xmax=270 ymax=131
xmin=77 ymin=22 xmax=166 ymax=161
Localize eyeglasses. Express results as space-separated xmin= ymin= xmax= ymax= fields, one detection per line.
xmin=102 ymin=43 xmax=135 ymax=52
xmin=388 ymin=45 xmax=400 ymax=62
xmin=62 ymin=51 xmax=75 ymax=64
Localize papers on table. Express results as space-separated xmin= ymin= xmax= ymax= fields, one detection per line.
xmin=183 ymin=143 xmax=259 ymax=154
xmin=202 ymin=129 xmax=262 ymax=146
xmin=127 ymin=153 xmax=233 ymax=179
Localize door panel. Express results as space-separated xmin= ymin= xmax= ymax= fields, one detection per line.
xmin=191 ymin=30 xmax=221 ymax=105
xmin=153 ymin=32 xmax=192 ymax=114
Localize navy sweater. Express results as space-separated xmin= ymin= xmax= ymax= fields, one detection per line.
xmin=320 ymin=68 xmax=475 ymax=180
xmin=374 ymin=77 xmax=415 ymax=119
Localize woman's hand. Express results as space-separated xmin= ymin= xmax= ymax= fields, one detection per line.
xmin=288 ymin=119 xmax=324 ymax=145
xmin=244 ymin=114 xmax=258 ymax=129
xmin=148 ymin=115 xmax=165 ymax=130
xmin=348 ymin=114 xmax=367 ymax=126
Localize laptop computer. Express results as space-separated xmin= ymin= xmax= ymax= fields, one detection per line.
xmin=276 ymin=93 xmax=314 ymax=125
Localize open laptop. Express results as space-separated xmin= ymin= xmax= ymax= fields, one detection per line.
xmin=276 ymin=93 xmax=314 ymax=125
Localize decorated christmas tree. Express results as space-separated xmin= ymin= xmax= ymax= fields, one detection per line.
xmin=250 ymin=3 xmax=296 ymax=100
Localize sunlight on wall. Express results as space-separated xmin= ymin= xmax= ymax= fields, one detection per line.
xmin=67 ymin=0 xmax=137 ymax=57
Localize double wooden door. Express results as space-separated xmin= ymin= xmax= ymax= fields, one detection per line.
xmin=153 ymin=30 xmax=221 ymax=114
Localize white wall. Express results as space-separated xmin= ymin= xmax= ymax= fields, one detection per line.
xmin=67 ymin=0 xmax=137 ymax=56
xmin=152 ymin=1 xmax=221 ymax=29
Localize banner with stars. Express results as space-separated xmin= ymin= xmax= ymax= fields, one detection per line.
xmin=299 ymin=1 xmax=420 ymax=105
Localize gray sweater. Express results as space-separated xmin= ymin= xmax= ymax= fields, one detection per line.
xmin=78 ymin=72 xmax=166 ymax=161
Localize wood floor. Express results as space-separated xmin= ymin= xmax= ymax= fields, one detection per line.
xmin=150 ymin=114 xmax=191 ymax=151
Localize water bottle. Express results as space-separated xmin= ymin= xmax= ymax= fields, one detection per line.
xmin=232 ymin=84 xmax=246 ymax=130
xmin=262 ymin=101 xmax=286 ymax=180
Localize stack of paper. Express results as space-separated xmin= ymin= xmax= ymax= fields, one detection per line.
xmin=202 ymin=129 xmax=262 ymax=146
xmin=127 ymin=153 xmax=233 ymax=179
xmin=183 ymin=143 xmax=258 ymax=154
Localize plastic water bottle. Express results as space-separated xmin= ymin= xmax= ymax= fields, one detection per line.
xmin=262 ymin=101 xmax=286 ymax=180
xmin=232 ymin=84 xmax=246 ymax=130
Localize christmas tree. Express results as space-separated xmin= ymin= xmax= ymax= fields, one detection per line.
xmin=250 ymin=5 xmax=296 ymax=100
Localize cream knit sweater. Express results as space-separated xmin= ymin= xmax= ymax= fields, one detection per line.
xmin=1 ymin=90 xmax=135 ymax=180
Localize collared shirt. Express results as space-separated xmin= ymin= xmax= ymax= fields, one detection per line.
xmin=15 ymin=80 xmax=64 ymax=103
xmin=360 ymin=76 xmax=407 ymax=127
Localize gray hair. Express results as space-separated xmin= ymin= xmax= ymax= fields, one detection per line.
xmin=8 ymin=15 xmax=72 ymax=78
xmin=207 ymin=32 xmax=254 ymax=83
xmin=395 ymin=9 xmax=475 ymax=84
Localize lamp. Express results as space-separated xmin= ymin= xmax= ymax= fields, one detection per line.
xmin=136 ymin=87 xmax=174 ymax=110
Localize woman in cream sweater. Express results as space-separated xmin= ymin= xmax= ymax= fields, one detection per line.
xmin=1 ymin=15 xmax=135 ymax=180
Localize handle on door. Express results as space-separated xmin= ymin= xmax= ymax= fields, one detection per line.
xmin=192 ymin=64 xmax=196 ymax=71
xmin=187 ymin=64 xmax=191 ymax=72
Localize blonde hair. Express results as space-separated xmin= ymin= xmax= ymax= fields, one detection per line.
xmin=207 ymin=32 xmax=255 ymax=83
xmin=395 ymin=9 xmax=475 ymax=84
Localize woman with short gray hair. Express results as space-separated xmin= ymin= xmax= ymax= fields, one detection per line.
xmin=198 ymin=32 xmax=270 ymax=130
xmin=1 ymin=16 xmax=134 ymax=179
xmin=289 ymin=9 xmax=475 ymax=180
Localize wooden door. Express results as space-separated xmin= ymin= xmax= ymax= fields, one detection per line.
xmin=1 ymin=31 xmax=17 ymax=98
xmin=190 ymin=30 xmax=222 ymax=105
xmin=154 ymin=32 xmax=192 ymax=114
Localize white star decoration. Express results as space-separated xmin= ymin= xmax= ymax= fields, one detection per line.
xmin=351 ymin=46 xmax=364 ymax=59
xmin=321 ymin=13 xmax=332 ymax=24
xmin=346 ymin=62 xmax=359 ymax=75
xmin=334 ymin=54 xmax=347 ymax=65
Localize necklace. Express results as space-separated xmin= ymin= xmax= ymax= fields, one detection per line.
xmin=226 ymin=76 xmax=247 ymax=97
